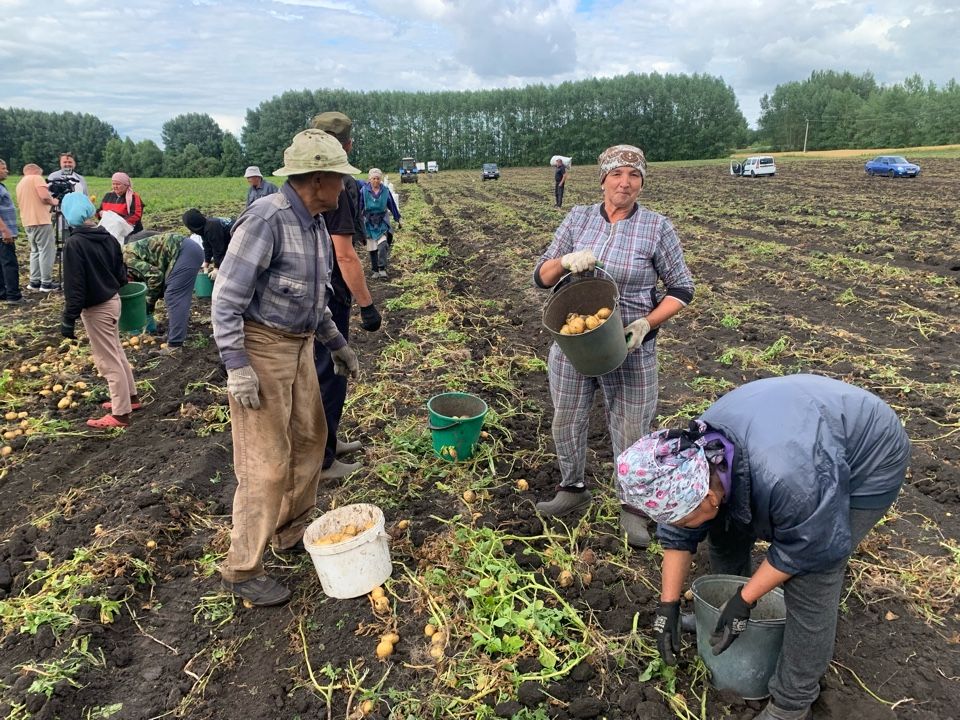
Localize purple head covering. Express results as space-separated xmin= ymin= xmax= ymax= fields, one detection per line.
xmin=616 ymin=421 xmax=712 ymax=524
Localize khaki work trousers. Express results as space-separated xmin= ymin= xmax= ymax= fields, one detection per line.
xmin=82 ymin=295 xmax=136 ymax=415
xmin=220 ymin=322 xmax=327 ymax=582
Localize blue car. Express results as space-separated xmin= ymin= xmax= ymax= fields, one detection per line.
xmin=864 ymin=156 xmax=921 ymax=177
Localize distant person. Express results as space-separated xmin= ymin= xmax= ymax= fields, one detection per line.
xmin=60 ymin=192 xmax=139 ymax=429
xmin=359 ymin=168 xmax=401 ymax=279
xmin=244 ymin=166 xmax=279 ymax=207
xmin=554 ymin=157 xmax=568 ymax=208
xmin=15 ymin=164 xmax=59 ymax=292
xmin=98 ymin=172 xmax=143 ymax=235
xmin=0 ymin=159 xmax=23 ymax=303
xmin=47 ymin=152 xmax=89 ymax=196
xmin=182 ymin=208 xmax=233 ymax=276
xmin=213 ymin=129 xmax=361 ymax=606
xmin=123 ymin=230 xmax=203 ymax=351
xmin=309 ymin=111 xmax=383 ymax=481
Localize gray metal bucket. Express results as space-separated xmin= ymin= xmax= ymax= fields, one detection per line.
xmin=692 ymin=574 xmax=786 ymax=700
xmin=542 ymin=269 xmax=627 ymax=377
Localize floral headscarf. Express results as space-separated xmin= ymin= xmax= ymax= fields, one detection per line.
xmin=616 ymin=421 xmax=712 ymax=524
xmin=598 ymin=144 xmax=647 ymax=184
xmin=111 ymin=172 xmax=134 ymax=207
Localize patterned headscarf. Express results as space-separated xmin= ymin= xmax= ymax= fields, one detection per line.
xmin=598 ymin=144 xmax=647 ymax=184
xmin=111 ymin=172 xmax=134 ymax=207
xmin=616 ymin=421 xmax=712 ymax=524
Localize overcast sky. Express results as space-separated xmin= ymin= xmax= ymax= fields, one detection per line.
xmin=1 ymin=0 xmax=956 ymax=147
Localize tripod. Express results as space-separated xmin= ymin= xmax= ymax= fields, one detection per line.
xmin=53 ymin=206 xmax=66 ymax=285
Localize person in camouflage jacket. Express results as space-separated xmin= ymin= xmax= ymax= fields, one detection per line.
xmin=122 ymin=231 xmax=204 ymax=349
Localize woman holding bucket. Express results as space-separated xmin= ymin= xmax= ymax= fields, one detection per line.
xmin=617 ymin=375 xmax=910 ymax=720
xmin=533 ymin=144 xmax=694 ymax=546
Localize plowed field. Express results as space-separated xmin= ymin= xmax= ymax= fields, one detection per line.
xmin=1 ymin=158 xmax=958 ymax=720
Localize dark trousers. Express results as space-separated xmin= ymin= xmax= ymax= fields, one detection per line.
xmin=555 ymin=183 xmax=565 ymax=207
xmin=163 ymin=240 xmax=204 ymax=345
xmin=313 ymin=294 xmax=351 ymax=469
xmin=0 ymin=241 xmax=22 ymax=300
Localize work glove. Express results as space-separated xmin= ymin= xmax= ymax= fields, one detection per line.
xmin=359 ymin=304 xmax=382 ymax=331
xmin=60 ymin=320 xmax=76 ymax=340
xmin=145 ymin=315 xmax=158 ymax=334
xmin=396 ymin=220 xmax=402 ymax=230
xmin=710 ymin=586 xmax=756 ymax=656
xmin=560 ymin=249 xmax=597 ymax=274
xmin=624 ymin=318 xmax=651 ymax=351
xmin=653 ymin=600 xmax=682 ymax=666
xmin=331 ymin=344 xmax=359 ymax=379
xmin=226 ymin=366 xmax=261 ymax=410
xmin=207 ymin=267 xmax=218 ymax=281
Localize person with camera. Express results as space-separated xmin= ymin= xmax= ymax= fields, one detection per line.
xmin=99 ymin=172 xmax=144 ymax=235
xmin=47 ymin=152 xmax=89 ymax=196
xmin=15 ymin=164 xmax=60 ymax=292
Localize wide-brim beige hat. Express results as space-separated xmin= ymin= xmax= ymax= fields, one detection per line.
xmin=274 ymin=129 xmax=360 ymax=177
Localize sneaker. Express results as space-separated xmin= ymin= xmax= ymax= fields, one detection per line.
xmin=336 ymin=438 xmax=363 ymax=456
xmin=26 ymin=283 xmax=41 ymax=292
xmin=101 ymin=400 xmax=143 ymax=411
xmin=535 ymin=489 xmax=592 ymax=517
xmin=319 ymin=459 xmax=361 ymax=481
xmin=619 ymin=508 xmax=651 ymax=547
xmin=2 ymin=297 xmax=24 ymax=304
xmin=86 ymin=413 xmax=130 ymax=429
xmin=221 ymin=575 xmax=291 ymax=606
xmin=755 ymin=703 xmax=812 ymax=720
xmin=40 ymin=282 xmax=61 ymax=292
xmin=379 ymin=270 xmax=389 ymax=279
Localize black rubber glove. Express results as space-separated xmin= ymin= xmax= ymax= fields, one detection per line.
xmin=60 ymin=320 xmax=76 ymax=339
xmin=653 ymin=600 xmax=681 ymax=666
xmin=396 ymin=220 xmax=402 ymax=230
xmin=359 ymin=304 xmax=382 ymax=331
xmin=710 ymin=586 xmax=756 ymax=655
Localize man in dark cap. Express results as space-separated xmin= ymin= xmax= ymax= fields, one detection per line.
xmin=309 ymin=111 xmax=382 ymax=481
xmin=182 ymin=208 xmax=233 ymax=278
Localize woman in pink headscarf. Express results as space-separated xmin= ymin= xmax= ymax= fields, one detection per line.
xmin=98 ymin=172 xmax=144 ymax=234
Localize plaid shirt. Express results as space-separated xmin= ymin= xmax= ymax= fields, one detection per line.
xmin=536 ymin=203 xmax=694 ymax=323
xmin=213 ymin=183 xmax=344 ymax=370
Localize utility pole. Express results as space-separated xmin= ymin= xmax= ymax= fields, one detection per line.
xmin=802 ymin=118 xmax=809 ymax=153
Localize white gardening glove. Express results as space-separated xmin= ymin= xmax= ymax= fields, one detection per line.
xmin=624 ymin=318 xmax=651 ymax=351
xmin=560 ymin=249 xmax=597 ymax=274
xmin=207 ymin=267 xmax=218 ymax=281
xmin=331 ymin=344 xmax=359 ymax=379
xmin=227 ymin=366 xmax=261 ymax=409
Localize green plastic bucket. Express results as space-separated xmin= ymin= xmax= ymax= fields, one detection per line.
xmin=118 ymin=282 xmax=147 ymax=333
xmin=427 ymin=392 xmax=488 ymax=462
xmin=194 ymin=272 xmax=213 ymax=298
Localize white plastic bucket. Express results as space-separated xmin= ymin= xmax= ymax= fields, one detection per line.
xmin=303 ymin=503 xmax=392 ymax=599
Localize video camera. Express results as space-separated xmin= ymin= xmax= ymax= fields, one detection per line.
xmin=47 ymin=170 xmax=80 ymax=201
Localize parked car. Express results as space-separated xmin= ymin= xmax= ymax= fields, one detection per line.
xmin=730 ymin=155 xmax=776 ymax=177
xmin=481 ymin=163 xmax=500 ymax=180
xmin=427 ymin=160 xmax=439 ymax=173
xmin=864 ymin=156 xmax=921 ymax=178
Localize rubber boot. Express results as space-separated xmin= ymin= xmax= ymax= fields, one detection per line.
xmin=535 ymin=489 xmax=592 ymax=517
xmin=319 ymin=459 xmax=361 ymax=481
xmin=619 ymin=507 xmax=651 ymax=547
xmin=755 ymin=702 xmax=812 ymax=720
xmin=336 ymin=439 xmax=363 ymax=456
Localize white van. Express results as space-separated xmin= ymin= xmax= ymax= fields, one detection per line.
xmin=731 ymin=155 xmax=776 ymax=177
xmin=427 ymin=160 xmax=439 ymax=173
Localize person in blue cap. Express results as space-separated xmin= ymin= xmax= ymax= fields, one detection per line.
xmin=60 ymin=192 xmax=140 ymax=429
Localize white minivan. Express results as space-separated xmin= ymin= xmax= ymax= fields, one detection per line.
xmin=731 ymin=155 xmax=776 ymax=177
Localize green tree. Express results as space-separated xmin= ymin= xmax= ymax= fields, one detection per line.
xmin=135 ymin=140 xmax=164 ymax=178
xmin=219 ymin=133 xmax=246 ymax=177
xmin=161 ymin=113 xmax=225 ymax=158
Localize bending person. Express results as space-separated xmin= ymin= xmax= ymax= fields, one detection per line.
xmin=618 ymin=374 xmax=911 ymax=720
xmin=533 ymin=144 xmax=694 ymax=546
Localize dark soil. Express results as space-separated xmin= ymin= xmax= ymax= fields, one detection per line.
xmin=1 ymin=158 xmax=958 ymax=720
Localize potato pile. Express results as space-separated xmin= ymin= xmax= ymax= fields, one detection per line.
xmin=559 ymin=307 xmax=613 ymax=335
xmin=310 ymin=521 xmax=374 ymax=546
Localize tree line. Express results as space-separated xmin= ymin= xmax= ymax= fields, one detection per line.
xmin=4 ymin=69 xmax=959 ymax=178
xmin=757 ymin=70 xmax=960 ymax=151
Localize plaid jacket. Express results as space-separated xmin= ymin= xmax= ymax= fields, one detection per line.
xmin=212 ymin=183 xmax=344 ymax=370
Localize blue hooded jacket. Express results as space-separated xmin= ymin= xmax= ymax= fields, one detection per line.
xmin=656 ymin=375 xmax=910 ymax=575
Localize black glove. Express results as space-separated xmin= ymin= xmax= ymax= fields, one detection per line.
xmin=710 ymin=586 xmax=755 ymax=655
xmin=396 ymin=220 xmax=402 ymax=230
xmin=60 ymin=320 xmax=76 ymax=339
xmin=653 ymin=600 xmax=681 ymax=666
xmin=359 ymin=304 xmax=382 ymax=331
